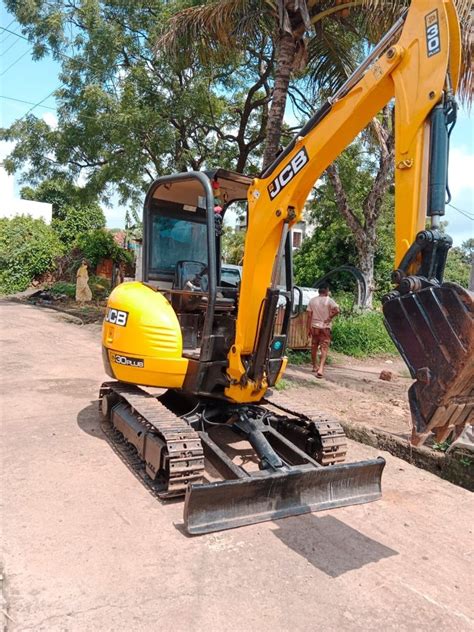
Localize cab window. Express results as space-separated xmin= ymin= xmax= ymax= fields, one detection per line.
xmin=149 ymin=214 xmax=207 ymax=280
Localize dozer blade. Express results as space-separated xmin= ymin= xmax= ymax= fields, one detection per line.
xmin=383 ymin=282 xmax=474 ymax=446
xmin=184 ymin=458 xmax=385 ymax=535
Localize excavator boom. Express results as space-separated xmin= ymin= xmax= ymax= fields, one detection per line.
xmin=225 ymin=0 xmax=473 ymax=443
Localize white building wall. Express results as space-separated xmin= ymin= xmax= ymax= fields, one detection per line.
xmin=0 ymin=160 xmax=52 ymax=223
xmin=0 ymin=197 xmax=53 ymax=224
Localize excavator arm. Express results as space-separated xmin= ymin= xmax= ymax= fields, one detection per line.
xmin=226 ymin=0 xmax=473 ymax=444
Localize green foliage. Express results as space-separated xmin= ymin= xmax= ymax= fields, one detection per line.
xmin=21 ymin=179 xmax=105 ymax=247
xmin=332 ymin=291 xmax=359 ymax=314
xmin=460 ymin=238 xmax=473 ymax=261
xmin=294 ymin=141 xmax=394 ymax=301
xmin=50 ymin=281 xmax=76 ymax=298
xmin=75 ymin=229 xmax=132 ymax=269
xmin=49 ymin=276 xmax=110 ymax=301
xmin=432 ymin=438 xmax=452 ymax=452
xmin=222 ymin=228 xmax=245 ymax=264
xmin=444 ymin=247 xmax=470 ymax=287
xmin=274 ymin=378 xmax=291 ymax=391
xmin=88 ymin=275 xmax=111 ymax=300
xmin=52 ymin=205 xmax=106 ymax=247
xmin=0 ymin=215 xmax=63 ymax=294
xmin=1 ymin=2 xmax=271 ymax=203
xmin=286 ymin=350 xmax=311 ymax=365
xmin=331 ymin=311 xmax=396 ymax=357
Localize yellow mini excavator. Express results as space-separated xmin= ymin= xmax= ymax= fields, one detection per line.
xmin=99 ymin=0 xmax=473 ymax=534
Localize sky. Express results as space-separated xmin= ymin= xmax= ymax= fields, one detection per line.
xmin=0 ymin=4 xmax=473 ymax=244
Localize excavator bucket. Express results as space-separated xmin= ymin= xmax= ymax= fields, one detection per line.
xmin=184 ymin=458 xmax=385 ymax=535
xmin=383 ymin=282 xmax=474 ymax=446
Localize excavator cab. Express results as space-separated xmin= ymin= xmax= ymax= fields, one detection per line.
xmin=137 ymin=169 xmax=293 ymax=397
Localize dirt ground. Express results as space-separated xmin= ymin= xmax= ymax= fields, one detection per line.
xmin=284 ymin=356 xmax=414 ymax=439
xmin=1 ymin=300 xmax=473 ymax=631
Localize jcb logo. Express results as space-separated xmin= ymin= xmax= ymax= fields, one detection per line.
xmin=105 ymin=308 xmax=128 ymax=327
xmin=425 ymin=10 xmax=440 ymax=57
xmin=268 ymin=148 xmax=309 ymax=200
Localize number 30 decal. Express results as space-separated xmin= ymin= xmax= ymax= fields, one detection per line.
xmin=425 ymin=10 xmax=441 ymax=57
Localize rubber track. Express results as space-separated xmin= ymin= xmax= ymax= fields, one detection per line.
xmin=100 ymin=382 xmax=204 ymax=497
xmin=262 ymin=392 xmax=347 ymax=465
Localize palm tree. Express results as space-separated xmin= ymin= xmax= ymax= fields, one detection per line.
xmin=156 ymin=0 xmax=472 ymax=170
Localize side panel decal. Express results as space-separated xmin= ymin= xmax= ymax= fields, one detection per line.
xmin=268 ymin=147 xmax=309 ymax=200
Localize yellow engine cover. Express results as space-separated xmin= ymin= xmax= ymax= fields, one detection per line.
xmin=102 ymin=282 xmax=188 ymax=388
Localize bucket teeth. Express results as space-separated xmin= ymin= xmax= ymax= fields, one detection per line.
xmin=383 ymin=283 xmax=474 ymax=445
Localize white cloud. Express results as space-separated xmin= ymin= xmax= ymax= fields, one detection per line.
xmin=445 ymin=145 xmax=474 ymax=246
xmin=448 ymin=147 xmax=474 ymax=198
xmin=42 ymin=111 xmax=58 ymax=129
xmin=103 ymin=201 xmax=127 ymax=229
xmin=0 ymin=140 xmax=17 ymax=200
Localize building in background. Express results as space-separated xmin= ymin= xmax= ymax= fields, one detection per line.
xmin=236 ymin=215 xmax=310 ymax=251
xmin=0 ymin=161 xmax=52 ymax=223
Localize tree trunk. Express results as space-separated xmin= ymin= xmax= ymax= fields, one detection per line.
xmin=261 ymin=31 xmax=296 ymax=170
xmin=326 ymin=163 xmax=378 ymax=310
xmin=326 ymin=109 xmax=394 ymax=309
xmin=358 ymin=240 xmax=375 ymax=309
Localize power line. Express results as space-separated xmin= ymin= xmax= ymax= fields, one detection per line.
xmin=0 ymin=26 xmax=27 ymax=43
xmin=0 ymin=25 xmax=77 ymax=64
xmin=0 ymin=94 xmax=57 ymax=110
xmin=1 ymin=37 xmax=20 ymax=57
xmin=0 ymin=19 xmax=17 ymax=43
xmin=0 ymin=48 xmax=30 ymax=77
xmin=447 ymin=203 xmax=474 ymax=221
xmin=1 ymin=18 xmax=16 ymax=30
xmin=21 ymin=89 xmax=58 ymax=119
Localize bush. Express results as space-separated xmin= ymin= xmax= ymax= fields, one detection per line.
xmin=50 ymin=281 xmax=76 ymax=298
xmin=444 ymin=247 xmax=470 ymax=287
xmin=53 ymin=247 xmax=84 ymax=283
xmin=52 ymin=204 xmax=105 ymax=246
xmin=0 ymin=215 xmax=63 ymax=294
xmin=88 ymin=275 xmax=111 ymax=300
xmin=332 ymin=291 xmax=358 ymax=315
xmin=287 ymin=350 xmax=311 ymax=365
xmin=75 ymin=229 xmax=133 ymax=269
xmin=331 ymin=310 xmax=396 ymax=357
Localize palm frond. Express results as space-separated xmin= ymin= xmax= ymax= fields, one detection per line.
xmin=454 ymin=0 xmax=473 ymax=105
xmin=156 ymin=0 xmax=273 ymax=64
xmin=361 ymin=0 xmax=472 ymax=105
xmin=306 ymin=16 xmax=364 ymax=96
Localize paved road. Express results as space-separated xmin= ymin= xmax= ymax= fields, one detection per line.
xmin=1 ymin=301 xmax=473 ymax=631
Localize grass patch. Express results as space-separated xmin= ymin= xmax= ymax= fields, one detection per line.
xmin=287 ymin=349 xmax=311 ymax=365
xmin=274 ymin=378 xmax=291 ymax=391
xmin=331 ymin=310 xmax=397 ymax=358
xmin=50 ymin=281 xmax=76 ymax=298
xmin=432 ymin=439 xmax=452 ymax=453
xmin=48 ymin=276 xmax=111 ymax=301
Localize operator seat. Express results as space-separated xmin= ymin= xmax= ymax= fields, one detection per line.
xmin=172 ymin=260 xmax=235 ymax=312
